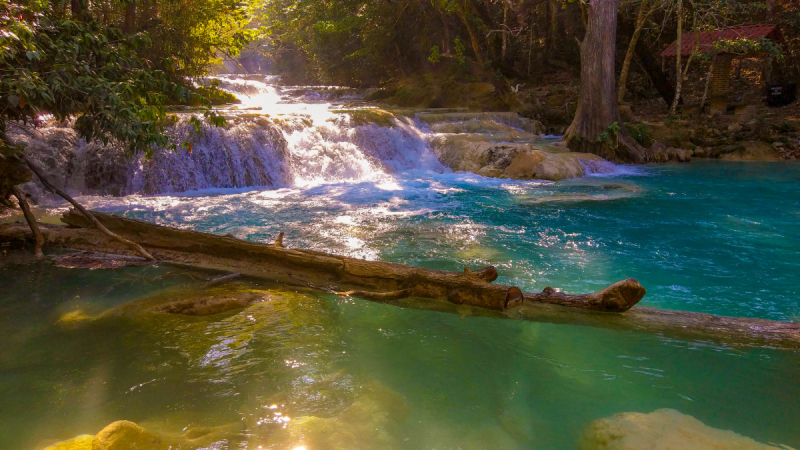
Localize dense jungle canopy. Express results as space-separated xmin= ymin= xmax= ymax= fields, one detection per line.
xmin=2 ymin=0 xmax=799 ymax=159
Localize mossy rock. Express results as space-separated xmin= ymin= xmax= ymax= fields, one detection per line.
xmin=192 ymin=86 xmax=240 ymax=106
xmin=331 ymin=109 xmax=396 ymax=127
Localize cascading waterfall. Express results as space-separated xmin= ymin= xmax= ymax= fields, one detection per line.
xmin=15 ymin=75 xmax=629 ymax=202
xmin=15 ymin=76 xmax=444 ymax=199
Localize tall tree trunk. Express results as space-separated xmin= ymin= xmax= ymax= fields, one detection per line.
xmin=618 ymin=0 xmax=650 ymax=103
xmin=502 ymin=2 xmax=509 ymax=60
xmin=564 ymin=0 xmax=646 ymax=163
xmin=545 ymin=0 xmax=559 ymax=60
xmin=457 ymin=5 xmax=484 ymax=67
xmin=618 ymin=16 xmax=678 ymax=104
xmin=670 ymin=0 xmax=683 ymax=115
xmin=70 ymin=0 xmax=85 ymax=19
xmin=124 ymin=0 xmax=136 ymax=34
xmin=699 ymin=57 xmax=714 ymax=112
xmin=527 ymin=21 xmax=534 ymax=76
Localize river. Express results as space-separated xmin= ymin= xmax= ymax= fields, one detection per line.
xmin=2 ymin=76 xmax=799 ymax=449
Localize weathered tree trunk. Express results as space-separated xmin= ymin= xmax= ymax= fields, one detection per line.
xmin=618 ymin=0 xmax=651 ymax=103
xmin=10 ymin=187 xmax=43 ymax=258
xmin=699 ymin=58 xmax=714 ymax=112
xmin=24 ymin=158 xmax=155 ymax=261
xmin=621 ymin=21 xmax=675 ymax=105
xmin=124 ymin=0 xmax=136 ymax=34
xmin=3 ymin=217 xmax=798 ymax=349
xmin=456 ymin=4 xmax=485 ymax=67
xmin=563 ymin=0 xmax=646 ymax=163
xmin=670 ymin=0 xmax=683 ymax=115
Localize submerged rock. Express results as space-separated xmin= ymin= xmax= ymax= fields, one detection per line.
xmin=44 ymin=420 xmax=243 ymax=450
xmin=580 ymin=409 xmax=785 ymax=450
xmin=431 ymin=134 xmax=603 ymax=181
xmin=92 ymin=421 xmax=164 ymax=450
xmin=155 ymin=290 xmax=266 ymax=316
xmin=275 ymin=383 xmax=408 ymax=449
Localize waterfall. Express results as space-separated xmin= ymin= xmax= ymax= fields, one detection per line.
xmin=14 ymin=75 xmax=630 ymax=203
xmin=15 ymin=76 xmax=443 ymax=200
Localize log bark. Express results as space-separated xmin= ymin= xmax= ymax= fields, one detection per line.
xmin=563 ymin=0 xmax=647 ymax=163
xmin=2 ymin=218 xmax=798 ymax=348
xmin=10 ymin=187 xmax=44 ymax=258
xmin=13 ymin=210 xmax=644 ymax=313
xmin=24 ymin=158 xmax=156 ymax=261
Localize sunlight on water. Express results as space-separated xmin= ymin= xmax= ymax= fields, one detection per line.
xmin=4 ymin=76 xmax=800 ymax=449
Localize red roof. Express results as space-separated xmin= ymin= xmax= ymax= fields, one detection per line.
xmin=660 ymin=24 xmax=779 ymax=58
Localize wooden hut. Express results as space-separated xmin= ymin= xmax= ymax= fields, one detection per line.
xmin=660 ymin=24 xmax=782 ymax=114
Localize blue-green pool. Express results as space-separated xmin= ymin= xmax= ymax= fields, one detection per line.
xmin=2 ymin=161 xmax=799 ymax=449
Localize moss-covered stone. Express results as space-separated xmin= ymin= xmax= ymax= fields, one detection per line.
xmin=331 ymin=109 xmax=396 ymax=127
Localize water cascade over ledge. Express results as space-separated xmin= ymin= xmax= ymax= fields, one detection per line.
xmin=14 ymin=75 xmax=626 ymax=200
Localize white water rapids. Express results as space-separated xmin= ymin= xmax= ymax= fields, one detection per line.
xmin=14 ymin=76 xmax=447 ymax=199
xmin=13 ymin=75 xmax=634 ymax=203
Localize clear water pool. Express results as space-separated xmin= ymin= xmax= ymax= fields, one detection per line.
xmin=2 ymin=161 xmax=799 ymax=448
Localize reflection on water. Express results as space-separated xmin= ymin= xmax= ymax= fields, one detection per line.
xmin=3 ymin=162 xmax=800 ymax=449
xmin=1 ymin=256 xmax=798 ymax=449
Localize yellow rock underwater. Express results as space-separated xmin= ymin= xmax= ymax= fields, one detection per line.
xmin=580 ymin=409 xmax=790 ymax=450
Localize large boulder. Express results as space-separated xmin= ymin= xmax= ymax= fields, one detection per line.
xmin=430 ymin=134 xmax=603 ymax=181
xmin=580 ymin=409 xmax=784 ymax=450
xmin=92 ymin=421 xmax=164 ymax=450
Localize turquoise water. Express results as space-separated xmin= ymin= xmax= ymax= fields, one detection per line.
xmin=2 ymin=161 xmax=800 ymax=448
xmin=102 ymin=161 xmax=800 ymax=320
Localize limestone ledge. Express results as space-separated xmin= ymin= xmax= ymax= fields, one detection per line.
xmin=430 ymin=134 xmax=603 ymax=181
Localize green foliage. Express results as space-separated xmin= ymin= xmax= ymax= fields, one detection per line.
xmin=427 ymin=45 xmax=441 ymax=64
xmin=454 ymin=37 xmax=466 ymax=65
xmin=0 ymin=2 xmax=226 ymax=157
xmin=626 ymin=121 xmax=653 ymax=148
xmin=192 ymin=86 xmax=240 ymax=105
xmin=708 ymin=37 xmax=783 ymax=60
xmin=118 ymin=0 xmax=257 ymax=79
xmin=597 ymin=122 xmax=622 ymax=148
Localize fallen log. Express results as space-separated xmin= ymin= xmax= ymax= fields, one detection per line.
xmin=54 ymin=209 xmax=644 ymax=313
xmin=1 ymin=214 xmax=799 ymax=349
